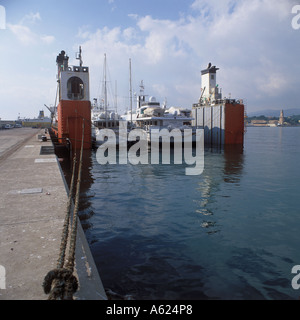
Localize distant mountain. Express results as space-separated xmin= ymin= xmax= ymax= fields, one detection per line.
xmin=247 ymin=108 xmax=300 ymax=117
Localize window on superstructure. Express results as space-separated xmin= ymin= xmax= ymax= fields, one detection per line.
xmin=67 ymin=76 xmax=84 ymax=100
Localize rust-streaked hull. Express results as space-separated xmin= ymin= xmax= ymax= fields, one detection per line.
xmin=224 ymin=103 xmax=245 ymax=145
xmin=53 ymin=100 xmax=91 ymax=150
xmin=192 ymin=102 xmax=245 ymax=146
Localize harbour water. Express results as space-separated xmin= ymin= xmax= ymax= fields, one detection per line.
xmin=69 ymin=126 xmax=300 ymax=300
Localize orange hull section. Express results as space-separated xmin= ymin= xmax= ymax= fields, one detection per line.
xmin=225 ymin=103 xmax=245 ymax=145
xmin=56 ymin=100 xmax=91 ymax=150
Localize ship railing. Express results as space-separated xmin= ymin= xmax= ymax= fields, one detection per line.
xmin=193 ymin=98 xmax=244 ymax=108
xmin=64 ymin=65 xmax=89 ymax=73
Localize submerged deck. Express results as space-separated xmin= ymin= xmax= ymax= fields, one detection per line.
xmin=0 ymin=128 xmax=107 ymax=300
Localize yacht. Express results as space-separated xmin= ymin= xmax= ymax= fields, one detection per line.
xmin=121 ymin=81 xmax=195 ymax=143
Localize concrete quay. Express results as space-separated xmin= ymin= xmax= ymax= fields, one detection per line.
xmin=0 ymin=128 xmax=107 ymax=300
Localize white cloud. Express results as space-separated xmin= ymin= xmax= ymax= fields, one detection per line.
xmin=76 ymin=0 xmax=300 ymax=113
xmin=123 ymin=27 xmax=137 ymax=41
xmin=258 ymin=73 xmax=288 ymax=95
xmin=191 ymin=0 xmax=239 ymax=18
xmin=0 ymin=72 xmax=55 ymax=119
xmin=7 ymin=23 xmax=38 ymax=45
xmin=8 ymin=12 xmax=55 ymax=46
xmin=5 ymin=1 xmax=297 ymax=119
xmin=77 ymin=25 xmax=92 ymax=39
xmin=41 ymin=35 xmax=55 ymax=44
xmin=20 ymin=12 xmax=41 ymax=24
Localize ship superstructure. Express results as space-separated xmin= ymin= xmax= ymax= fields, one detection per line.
xmin=52 ymin=47 xmax=91 ymax=150
xmin=192 ymin=63 xmax=245 ymax=146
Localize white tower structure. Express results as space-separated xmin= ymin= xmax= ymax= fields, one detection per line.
xmin=200 ymin=63 xmax=222 ymax=104
xmin=56 ymin=48 xmax=90 ymax=102
xmin=279 ymin=110 xmax=285 ymax=126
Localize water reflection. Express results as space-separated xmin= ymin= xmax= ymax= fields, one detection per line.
xmin=59 ymin=144 xmax=248 ymax=299
xmin=61 ymin=144 xmax=245 ymax=238
xmin=59 ymin=150 xmax=95 ymax=230
xmin=223 ymin=144 xmax=244 ymax=183
xmin=56 ymin=128 xmax=300 ymax=300
xmin=194 ymin=145 xmax=244 ymax=235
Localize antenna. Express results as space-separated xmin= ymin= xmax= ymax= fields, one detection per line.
xmin=76 ymin=46 xmax=83 ymax=67
xmin=137 ymin=80 xmax=146 ymax=109
xmin=140 ymin=80 xmax=144 ymax=95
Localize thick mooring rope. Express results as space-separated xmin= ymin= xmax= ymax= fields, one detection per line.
xmin=65 ymin=122 xmax=85 ymax=274
xmin=57 ymin=155 xmax=77 ymax=270
xmin=43 ymin=121 xmax=85 ymax=300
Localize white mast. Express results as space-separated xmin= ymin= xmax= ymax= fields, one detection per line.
xmin=129 ymin=58 xmax=133 ymax=125
xmin=103 ymin=53 xmax=108 ymax=128
xmin=114 ymin=80 xmax=118 ymax=114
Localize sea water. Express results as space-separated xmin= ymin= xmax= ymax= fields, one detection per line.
xmin=74 ymin=127 xmax=300 ymax=300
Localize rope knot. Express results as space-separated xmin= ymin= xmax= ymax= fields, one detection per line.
xmin=43 ymin=268 xmax=78 ymax=300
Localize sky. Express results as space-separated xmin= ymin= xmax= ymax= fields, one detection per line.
xmin=0 ymin=0 xmax=300 ymax=120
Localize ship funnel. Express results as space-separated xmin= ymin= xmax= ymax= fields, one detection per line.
xmin=56 ymin=50 xmax=69 ymax=73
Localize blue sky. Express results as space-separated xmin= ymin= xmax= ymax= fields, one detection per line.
xmin=0 ymin=0 xmax=300 ymax=119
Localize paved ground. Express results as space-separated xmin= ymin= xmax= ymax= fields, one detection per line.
xmin=0 ymin=128 xmax=107 ymax=300
xmin=0 ymin=128 xmax=39 ymax=160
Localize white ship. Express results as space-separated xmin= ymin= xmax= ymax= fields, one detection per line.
xmin=121 ymin=81 xmax=195 ymax=143
xmin=91 ymin=99 xmax=123 ymax=145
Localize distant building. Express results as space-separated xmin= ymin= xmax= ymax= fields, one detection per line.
xmin=250 ymin=119 xmax=268 ymax=126
xmin=278 ymin=110 xmax=284 ymax=126
xmin=268 ymin=120 xmax=279 ymax=127
xmin=22 ymin=110 xmax=51 ymax=128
